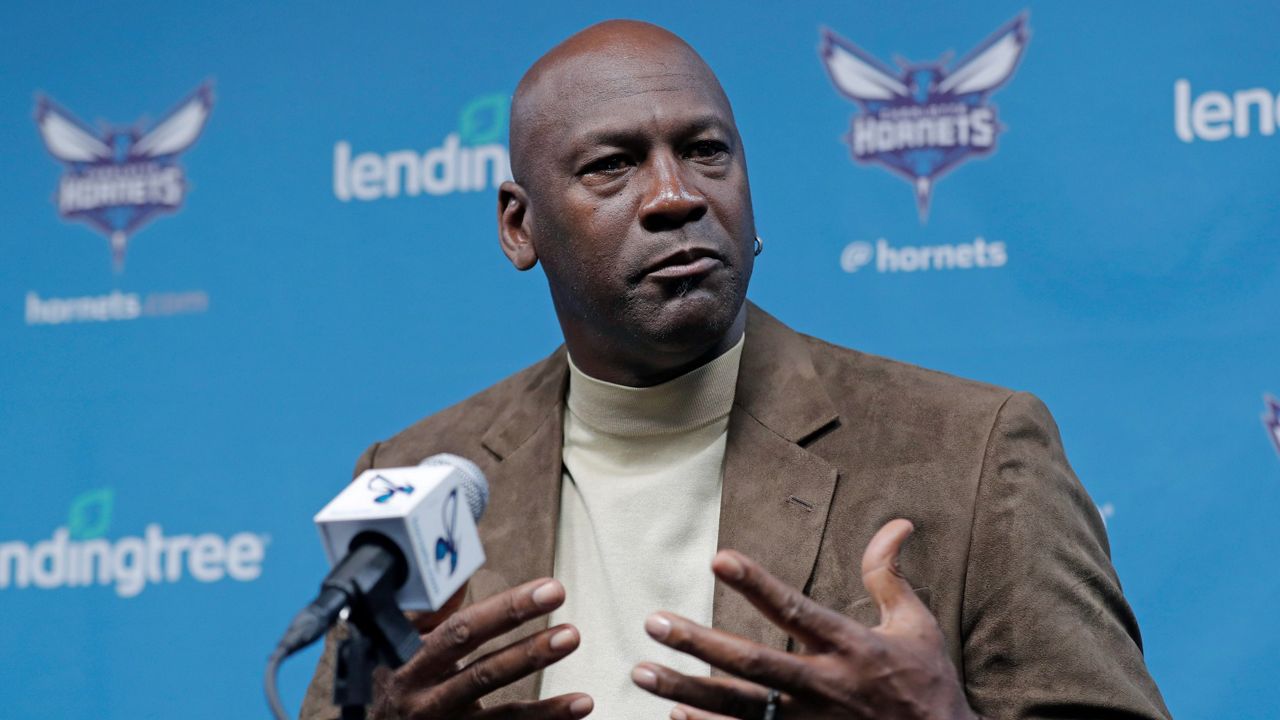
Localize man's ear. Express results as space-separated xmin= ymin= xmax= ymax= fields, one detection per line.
xmin=497 ymin=181 xmax=538 ymax=271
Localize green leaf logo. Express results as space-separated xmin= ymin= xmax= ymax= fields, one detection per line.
xmin=68 ymin=487 xmax=114 ymax=540
xmin=458 ymin=93 xmax=509 ymax=146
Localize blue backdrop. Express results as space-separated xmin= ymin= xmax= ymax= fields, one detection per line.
xmin=2 ymin=2 xmax=1277 ymax=718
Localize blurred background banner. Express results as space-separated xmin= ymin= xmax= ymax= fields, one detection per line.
xmin=2 ymin=2 xmax=1276 ymax=718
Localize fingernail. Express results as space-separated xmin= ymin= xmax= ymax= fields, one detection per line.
xmin=671 ymin=708 xmax=687 ymax=720
xmin=716 ymin=552 xmax=745 ymax=580
xmin=631 ymin=666 xmax=657 ymax=690
xmin=645 ymin=614 xmax=672 ymax=640
xmin=532 ymin=581 xmax=562 ymax=609
xmin=549 ymin=627 xmax=578 ymax=651
xmin=569 ymin=696 xmax=594 ymax=717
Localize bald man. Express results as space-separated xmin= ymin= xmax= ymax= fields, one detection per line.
xmin=301 ymin=20 xmax=1169 ymax=720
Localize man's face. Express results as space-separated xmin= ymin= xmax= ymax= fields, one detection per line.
xmin=516 ymin=48 xmax=756 ymax=360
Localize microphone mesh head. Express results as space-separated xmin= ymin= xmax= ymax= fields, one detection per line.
xmin=419 ymin=453 xmax=489 ymax=521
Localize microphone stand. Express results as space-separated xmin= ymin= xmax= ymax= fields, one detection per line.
xmin=328 ymin=548 xmax=423 ymax=719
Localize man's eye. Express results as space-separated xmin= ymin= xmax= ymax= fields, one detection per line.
xmin=582 ymin=155 xmax=630 ymax=175
xmin=685 ymin=140 xmax=729 ymax=161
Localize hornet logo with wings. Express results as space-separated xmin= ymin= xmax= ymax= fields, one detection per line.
xmin=34 ymin=83 xmax=214 ymax=270
xmin=1264 ymin=394 xmax=1280 ymax=459
xmin=819 ymin=15 xmax=1030 ymax=222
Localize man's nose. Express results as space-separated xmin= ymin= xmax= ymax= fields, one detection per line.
xmin=638 ymin=152 xmax=708 ymax=232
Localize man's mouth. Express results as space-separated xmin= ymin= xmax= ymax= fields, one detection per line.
xmin=643 ymin=248 xmax=724 ymax=280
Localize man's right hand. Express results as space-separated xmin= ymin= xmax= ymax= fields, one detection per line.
xmin=390 ymin=578 xmax=592 ymax=719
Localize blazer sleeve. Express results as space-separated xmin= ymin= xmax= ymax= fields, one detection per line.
xmin=961 ymin=392 xmax=1170 ymax=720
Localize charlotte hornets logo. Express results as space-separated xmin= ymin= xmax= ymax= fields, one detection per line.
xmin=368 ymin=474 xmax=414 ymax=504
xmin=435 ymin=488 xmax=460 ymax=575
xmin=819 ymin=15 xmax=1030 ymax=221
xmin=1264 ymin=394 xmax=1280 ymax=458
xmin=34 ymin=83 xmax=214 ymax=270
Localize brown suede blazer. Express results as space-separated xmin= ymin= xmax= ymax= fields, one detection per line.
xmin=301 ymin=303 xmax=1170 ymax=720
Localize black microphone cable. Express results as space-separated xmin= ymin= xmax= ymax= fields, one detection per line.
xmin=264 ymin=645 xmax=289 ymax=720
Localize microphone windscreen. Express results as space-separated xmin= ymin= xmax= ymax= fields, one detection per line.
xmin=419 ymin=453 xmax=489 ymax=521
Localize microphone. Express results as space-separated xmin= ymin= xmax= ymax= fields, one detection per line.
xmin=271 ymin=453 xmax=490 ymax=660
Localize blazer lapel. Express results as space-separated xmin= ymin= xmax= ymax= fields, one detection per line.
xmin=468 ymin=350 xmax=568 ymax=704
xmin=713 ymin=304 xmax=840 ymax=654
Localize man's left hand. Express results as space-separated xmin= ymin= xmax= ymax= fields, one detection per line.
xmin=631 ymin=519 xmax=978 ymax=720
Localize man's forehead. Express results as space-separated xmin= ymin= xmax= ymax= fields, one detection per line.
xmin=542 ymin=67 xmax=727 ymax=126
xmin=510 ymin=21 xmax=736 ymax=178
xmin=521 ymin=40 xmax=725 ymax=112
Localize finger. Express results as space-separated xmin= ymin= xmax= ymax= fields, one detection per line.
xmin=860 ymin=519 xmax=926 ymax=629
xmin=712 ymin=549 xmax=859 ymax=650
xmin=632 ymin=662 xmax=771 ymax=719
xmin=400 ymin=578 xmax=564 ymax=685
xmin=644 ymin=612 xmax=813 ymax=695
xmin=471 ymin=693 xmax=594 ymax=720
xmin=407 ymin=624 xmax=580 ymax=715
xmin=670 ymin=704 xmax=738 ymax=720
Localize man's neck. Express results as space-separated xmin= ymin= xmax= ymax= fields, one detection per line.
xmin=560 ymin=304 xmax=747 ymax=388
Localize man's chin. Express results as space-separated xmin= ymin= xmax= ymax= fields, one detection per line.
xmin=631 ymin=289 xmax=741 ymax=351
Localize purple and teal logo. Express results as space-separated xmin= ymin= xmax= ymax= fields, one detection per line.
xmin=34 ymin=83 xmax=214 ymax=270
xmin=819 ymin=14 xmax=1030 ymax=221
xmin=435 ymin=488 xmax=460 ymax=575
xmin=1263 ymin=394 xmax=1280 ymax=458
xmin=368 ymin=474 xmax=414 ymax=504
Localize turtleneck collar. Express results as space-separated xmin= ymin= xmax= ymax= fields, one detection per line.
xmin=566 ymin=333 xmax=745 ymax=437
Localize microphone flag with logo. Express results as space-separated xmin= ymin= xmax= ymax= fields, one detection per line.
xmin=313 ymin=453 xmax=488 ymax=612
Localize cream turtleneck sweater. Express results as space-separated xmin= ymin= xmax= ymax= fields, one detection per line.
xmin=538 ymin=335 xmax=745 ymax=718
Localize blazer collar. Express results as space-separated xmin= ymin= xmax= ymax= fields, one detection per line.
xmin=734 ymin=303 xmax=840 ymax=443
xmin=480 ymin=346 xmax=568 ymax=461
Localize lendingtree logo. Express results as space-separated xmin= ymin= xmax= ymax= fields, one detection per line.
xmin=333 ymin=92 xmax=513 ymax=201
xmin=0 ymin=487 xmax=267 ymax=598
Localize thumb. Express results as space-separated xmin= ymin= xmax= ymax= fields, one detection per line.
xmin=860 ymin=519 xmax=925 ymax=630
